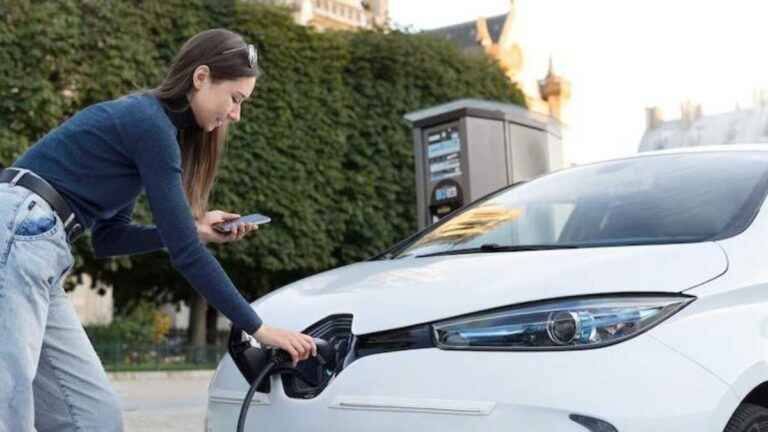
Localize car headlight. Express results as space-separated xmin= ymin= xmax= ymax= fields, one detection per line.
xmin=432 ymin=294 xmax=694 ymax=351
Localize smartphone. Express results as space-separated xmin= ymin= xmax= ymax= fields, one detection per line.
xmin=213 ymin=213 xmax=271 ymax=233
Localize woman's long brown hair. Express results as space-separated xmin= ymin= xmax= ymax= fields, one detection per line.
xmin=151 ymin=29 xmax=260 ymax=218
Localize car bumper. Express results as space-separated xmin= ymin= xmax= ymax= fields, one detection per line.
xmin=206 ymin=334 xmax=738 ymax=432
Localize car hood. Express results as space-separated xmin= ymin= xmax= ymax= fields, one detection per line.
xmin=252 ymin=242 xmax=727 ymax=335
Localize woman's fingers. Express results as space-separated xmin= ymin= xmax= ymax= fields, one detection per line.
xmin=291 ymin=335 xmax=315 ymax=362
xmin=283 ymin=343 xmax=300 ymax=367
xmin=209 ymin=210 xmax=238 ymax=224
xmin=292 ymin=337 xmax=310 ymax=360
xmin=289 ymin=338 xmax=310 ymax=366
xmin=297 ymin=335 xmax=314 ymax=358
xmin=228 ymin=223 xmax=257 ymax=241
xmin=291 ymin=342 xmax=307 ymax=363
xmin=220 ymin=210 xmax=240 ymax=221
xmin=303 ymin=334 xmax=318 ymax=356
xmin=253 ymin=325 xmax=317 ymax=367
xmin=301 ymin=338 xmax=313 ymax=359
xmin=221 ymin=223 xmax=249 ymax=241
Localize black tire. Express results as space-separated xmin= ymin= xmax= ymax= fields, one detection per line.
xmin=725 ymin=403 xmax=768 ymax=432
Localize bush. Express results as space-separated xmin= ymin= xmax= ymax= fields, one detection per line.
xmin=86 ymin=301 xmax=171 ymax=346
xmin=1 ymin=0 xmax=526 ymax=303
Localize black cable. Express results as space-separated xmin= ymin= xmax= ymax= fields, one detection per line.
xmin=237 ymin=360 xmax=277 ymax=432
xmin=233 ymin=338 xmax=334 ymax=432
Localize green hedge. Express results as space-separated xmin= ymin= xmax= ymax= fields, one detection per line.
xmin=0 ymin=0 xmax=525 ymax=303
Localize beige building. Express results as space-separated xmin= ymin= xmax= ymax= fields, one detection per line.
xmin=69 ymin=274 xmax=113 ymax=326
xmin=639 ymin=91 xmax=768 ymax=152
xmin=251 ymin=0 xmax=389 ymax=30
xmin=425 ymin=0 xmax=570 ymax=125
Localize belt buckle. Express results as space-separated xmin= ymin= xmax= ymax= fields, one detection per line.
xmin=66 ymin=223 xmax=82 ymax=243
xmin=9 ymin=169 xmax=26 ymax=186
xmin=63 ymin=214 xmax=82 ymax=243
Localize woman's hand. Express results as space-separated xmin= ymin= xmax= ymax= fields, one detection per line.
xmin=253 ymin=324 xmax=317 ymax=367
xmin=195 ymin=210 xmax=258 ymax=244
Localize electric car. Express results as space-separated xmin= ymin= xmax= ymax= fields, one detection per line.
xmin=206 ymin=145 xmax=768 ymax=431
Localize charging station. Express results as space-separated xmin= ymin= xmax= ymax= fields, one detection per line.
xmin=405 ymin=99 xmax=564 ymax=229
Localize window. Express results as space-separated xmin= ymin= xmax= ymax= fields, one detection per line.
xmin=396 ymin=152 xmax=768 ymax=258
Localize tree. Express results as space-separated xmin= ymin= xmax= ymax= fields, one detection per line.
xmin=0 ymin=0 xmax=526 ymax=344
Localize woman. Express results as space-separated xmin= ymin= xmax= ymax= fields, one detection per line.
xmin=0 ymin=28 xmax=316 ymax=431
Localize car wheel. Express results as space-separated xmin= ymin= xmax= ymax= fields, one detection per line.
xmin=724 ymin=403 xmax=768 ymax=432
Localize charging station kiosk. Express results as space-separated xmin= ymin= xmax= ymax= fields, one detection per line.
xmin=405 ymin=99 xmax=564 ymax=229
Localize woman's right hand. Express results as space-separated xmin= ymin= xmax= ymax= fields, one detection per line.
xmin=253 ymin=324 xmax=317 ymax=367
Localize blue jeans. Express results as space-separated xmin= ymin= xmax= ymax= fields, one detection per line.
xmin=0 ymin=180 xmax=123 ymax=431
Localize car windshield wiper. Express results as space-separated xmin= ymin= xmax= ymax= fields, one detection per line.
xmin=416 ymin=243 xmax=582 ymax=258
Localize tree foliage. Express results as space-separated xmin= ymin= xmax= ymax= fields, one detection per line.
xmin=0 ymin=0 xmax=525 ymax=306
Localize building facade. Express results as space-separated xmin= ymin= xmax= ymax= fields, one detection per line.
xmin=69 ymin=274 xmax=113 ymax=326
xmin=639 ymin=91 xmax=768 ymax=152
xmin=251 ymin=0 xmax=389 ymax=30
xmin=424 ymin=0 xmax=570 ymax=125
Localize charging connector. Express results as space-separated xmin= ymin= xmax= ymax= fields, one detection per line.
xmin=228 ymin=327 xmax=336 ymax=432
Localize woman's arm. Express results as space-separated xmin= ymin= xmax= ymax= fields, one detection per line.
xmin=91 ymin=200 xmax=165 ymax=258
xmin=133 ymin=135 xmax=262 ymax=334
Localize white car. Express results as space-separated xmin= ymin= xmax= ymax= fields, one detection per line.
xmin=206 ymin=145 xmax=768 ymax=432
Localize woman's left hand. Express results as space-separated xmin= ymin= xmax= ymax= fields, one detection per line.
xmin=195 ymin=210 xmax=259 ymax=244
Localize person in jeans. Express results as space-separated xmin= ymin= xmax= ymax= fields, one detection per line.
xmin=0 ymin=28 xmax=316 ymax=431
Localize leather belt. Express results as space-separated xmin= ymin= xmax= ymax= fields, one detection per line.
xmin=0 ymin=168 xmax=84 ymax=243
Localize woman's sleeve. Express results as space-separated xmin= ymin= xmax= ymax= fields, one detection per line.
xmin=91 ymin=199 xmax=165 ymax=258
xmin=132 ymin=134 xmax=263 ymax=334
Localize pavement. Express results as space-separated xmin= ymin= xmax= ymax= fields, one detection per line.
xmin=110 ymin=370 xmax=215 ymax=432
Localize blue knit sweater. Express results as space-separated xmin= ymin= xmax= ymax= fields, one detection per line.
xmin=13 ymin=93 xmax=262 ymax=334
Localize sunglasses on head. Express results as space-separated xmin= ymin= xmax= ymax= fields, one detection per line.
xmin=222 ymin=43 xmax=258 ymax=69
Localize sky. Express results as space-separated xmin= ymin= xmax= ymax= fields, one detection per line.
xmin=388 ymin=0 xmax=768 ymax=165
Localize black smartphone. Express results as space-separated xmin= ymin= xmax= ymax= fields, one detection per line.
xmin=213 ymin=213 xmax=271 ymax=233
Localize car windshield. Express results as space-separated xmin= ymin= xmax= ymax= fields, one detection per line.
xmin=396 ymin=151 xmax=768 ymax=258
